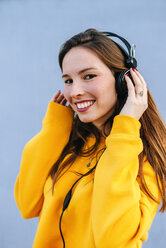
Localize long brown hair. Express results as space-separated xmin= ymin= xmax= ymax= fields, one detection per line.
xmin=49 ymin=29 xmax=166 ymax=212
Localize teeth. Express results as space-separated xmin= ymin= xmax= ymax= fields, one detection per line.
xmin=76 ymin=101 xmax=94 ymax=109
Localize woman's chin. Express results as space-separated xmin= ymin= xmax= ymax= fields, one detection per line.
xmin=78 ymin=117 xmax=93 ymax=123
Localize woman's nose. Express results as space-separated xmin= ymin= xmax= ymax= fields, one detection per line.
xmin=71 ymin=83 xmax=84 ymax=98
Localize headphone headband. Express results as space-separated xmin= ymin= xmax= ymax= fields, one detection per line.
xmin=102 ymin=31 xmax=137 ymax=68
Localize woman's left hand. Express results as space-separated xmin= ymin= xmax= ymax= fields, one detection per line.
xmin=119 ymin=68 xmax=148 ymax=120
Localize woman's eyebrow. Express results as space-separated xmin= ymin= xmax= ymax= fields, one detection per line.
xmin=62 ymin=67 xmax=96 ymax=78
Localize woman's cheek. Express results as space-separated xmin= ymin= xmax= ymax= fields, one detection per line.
xmin=86 ymin=83 xmax=99 ymax=96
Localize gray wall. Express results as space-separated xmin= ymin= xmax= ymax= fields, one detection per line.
xmin=0 ymin=0 xmax=165 ymax=247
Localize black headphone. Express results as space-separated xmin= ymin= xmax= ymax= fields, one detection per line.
xmin=102 ymin=32 xmax=137 ymax=98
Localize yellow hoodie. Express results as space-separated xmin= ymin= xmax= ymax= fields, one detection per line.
xmin=14 ymin=102 xmax=161 ymax=248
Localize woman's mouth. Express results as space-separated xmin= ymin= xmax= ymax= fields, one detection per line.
xmin=75 ymin=100 xmax=95 ymax=112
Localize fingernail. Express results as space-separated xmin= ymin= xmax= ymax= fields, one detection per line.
xmin=132 ymin=68 xmax=135 ymax=71
xmin=126 ymin=74 xmax=129 ymax=77
xmin=135 ymin=68 xmax=138 ymax=71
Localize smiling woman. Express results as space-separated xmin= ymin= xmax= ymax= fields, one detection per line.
xmin=62 ymin=47 xmax=117 ymax=130
xmin=14 ymin=29 xmax=166 ymax=248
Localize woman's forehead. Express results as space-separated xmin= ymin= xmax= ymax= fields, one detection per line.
xmin=62 ymin=47 xmax=106 ymax=73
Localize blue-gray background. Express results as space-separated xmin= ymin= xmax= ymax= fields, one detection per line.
xmin=0 ymin=0 xmax=165 ymax=247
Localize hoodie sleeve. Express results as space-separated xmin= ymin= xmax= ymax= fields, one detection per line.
xmin=14 ymin=102 xmax=74 ymax=219
xmin=91 ymin=115 xmax=161 ymax=248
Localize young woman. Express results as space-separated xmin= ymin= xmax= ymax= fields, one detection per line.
xmin=14 ymin=29 xmax=166 ymax=248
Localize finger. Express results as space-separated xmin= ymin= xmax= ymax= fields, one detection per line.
xmin=51 ymin=90 xmax=61 ymax=102
xmin=130 ymin=69 xmax=146 ymax=98
xmin=133 ymin=70 xmax=148 ymax=100
xmin=135 ymin=69 xmax=148 ymax=89
xmin=130 ymin=69 xmax=143 ymax=93
xmin=56 ymin=94 xmax=65 ymax=103
xmin=60 ymin=98 xmax=67 ymax=106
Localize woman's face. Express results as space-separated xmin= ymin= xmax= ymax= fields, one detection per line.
xmin=62 ymin=47 xmax=117 ymax=131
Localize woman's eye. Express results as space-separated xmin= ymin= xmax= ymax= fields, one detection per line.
xmin=64 ymin=79 xmax=73 ymax=84
xmin=84 ymin=74 xmax=96 ymax=80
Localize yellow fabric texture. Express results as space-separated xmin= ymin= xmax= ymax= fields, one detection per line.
xmin=14 ymin=102 xmax=161 ymax=248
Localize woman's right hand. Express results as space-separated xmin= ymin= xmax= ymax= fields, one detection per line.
xmin=51 ymin=90 xmax=67 ymax=106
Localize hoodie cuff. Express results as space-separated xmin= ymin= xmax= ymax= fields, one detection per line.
xmin=110 ymin=115 xmax=141 ymax=137
xmin=42 ymin=101 xmax=74 ymax=127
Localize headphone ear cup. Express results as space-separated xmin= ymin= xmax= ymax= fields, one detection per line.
xmin=115 ymin=71 xmax=128 ymax=97
xmin=115 ymin=69 xmax=135 ymax=98
xmin=126 ymin=57 xmax=137 ymax=68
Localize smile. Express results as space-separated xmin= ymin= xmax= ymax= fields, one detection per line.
xmin=75 ymin=100 xmax=95 ymax=112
